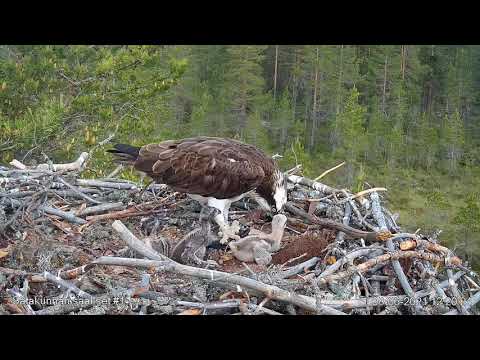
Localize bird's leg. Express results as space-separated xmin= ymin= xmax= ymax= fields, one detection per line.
xmin=192 ymin=247 xmax=219 ymax=269
xmin=207 ymin=198 xmax=240 ymax=244
xmin=214 ymin=214 xmax=241 ymax=244
xmin=223 ymin=206 xmax=229 ymax=223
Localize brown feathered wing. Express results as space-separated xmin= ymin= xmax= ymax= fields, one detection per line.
xmin=133 ymin=137 xmax=270 ymax=199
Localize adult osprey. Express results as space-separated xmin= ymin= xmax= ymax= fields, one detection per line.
xmin=107 ymin=136 xmax=288 ymax=243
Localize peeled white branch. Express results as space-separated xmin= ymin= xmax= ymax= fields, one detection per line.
xmin=76 ymin=179 xmax=139 ymax=190
xmin=36 ymin=152 xmax=89 ymax=172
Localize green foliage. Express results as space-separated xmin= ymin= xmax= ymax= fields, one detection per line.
xmin=443 ymin=109 xmax=465 ymax=172
xmin=425 ymin=189 xmax=451 ymax=210
xmin=281 ymin=137 xmax=313 ymax=177
xmin=0 ymin=45 xmax=187 ymax=174
xmin=454 ymin=194 xmax=480 ymax=232
xmin=332 ymin=86 xmax=367 ymax=182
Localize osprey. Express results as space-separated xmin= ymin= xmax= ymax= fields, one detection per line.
xmin=107 ymin=136 xmax=288 ymax=243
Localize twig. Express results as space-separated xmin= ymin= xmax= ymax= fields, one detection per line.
xmin=278 ymin=257 xmax=319 ymax=279
xmin=75 ymin=202 xmax=125 ymax=217
xmin=58 ymin=264 xmax=96 ymax=280
xmin=106 ymin=165 xmax=124 ymax=178
xmin=446 ymin=268 xmax=469 ymax=314
xmin=399 ymin=238 xmax=452 ymax=254
xmin=76 ymin=179 xmax=139 ymax=190
xmin=86 ymin=207 xmax=158 ymax=222
xmin=43 ymin=271 xmax=93 ymax=299
xmin=317 ymin=248 xmax=382 ymax=279
xmin=336 ymin=201 xmax=352 ymax=243
xmin=9 ymin=159 xmax=27 ymax=170
xmin=176 ymin=300 xmax=242 ymax=311
xmin=313 ymin=161 xmax=346 ymax=181
xmin=338 ymin=187 xmax=388 ymax=205
xmin=55 ymin=176 xmax=103 ymax=205
xmin=40 ymin=206 xmax=87 ymax=225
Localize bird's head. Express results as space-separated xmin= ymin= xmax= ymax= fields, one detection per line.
xmin=254 ymin=170 xmax=288 ymax=215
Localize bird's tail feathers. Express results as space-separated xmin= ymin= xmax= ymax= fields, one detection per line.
xmin=106 ymin=144 xmax=141 ymax=165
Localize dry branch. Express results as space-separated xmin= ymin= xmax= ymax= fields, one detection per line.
xmin=285 ymin=202 xmax=385 ymax=242
xmin=317 ymin=250 xmax=462 ymax=285
xmin=35 ymin=152 xmax=89 ymax=172
xmin=43 ymin=271 xmax=93 ymax=299
xmin=75 ymin=202 xmax=125 ymax=217
xmin=313 ymin=162 xmax=346 ymax=181
xmin=76 ymin=179 xmax=138 ymax=190
xmin=40 ymin=206 xmax=87 ymax=225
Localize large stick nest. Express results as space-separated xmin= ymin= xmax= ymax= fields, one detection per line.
xmin=0 ymin=154 xmax=478 ymax=315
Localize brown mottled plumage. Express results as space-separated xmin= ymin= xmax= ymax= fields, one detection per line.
xmin=107 ymin=136 xmax=288 ymax=244
xmin=107 ymin=137 xmax=283 ymax=209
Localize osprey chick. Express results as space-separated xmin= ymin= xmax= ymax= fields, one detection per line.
xmin=107 ymin=136 xmax=288 ymax=243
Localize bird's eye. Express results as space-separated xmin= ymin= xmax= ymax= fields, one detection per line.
xmin=271 ymin=206 xmax=277 ymax=213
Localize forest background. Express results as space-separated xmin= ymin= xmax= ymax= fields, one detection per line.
xmin=1 ymin=45 xmax=479 ymax=269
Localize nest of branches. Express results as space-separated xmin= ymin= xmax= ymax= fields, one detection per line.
xmin=0 ymin=153 xmax=478 ymax=315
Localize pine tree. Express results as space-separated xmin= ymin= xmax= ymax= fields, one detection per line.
xmin=334 ymin=86 xmax=367 ymax=182
xmin=224 ymin=46 xmax=267 ymax=138
xmin=443 ymin=109 xmax=465 ymax=172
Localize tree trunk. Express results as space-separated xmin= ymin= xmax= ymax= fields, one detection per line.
xmin=401 ymin=45 xmax=407 ymax=81
xmin=310 ymin=47 xmax=319 ymax=150
xmin=273 ymin=45 xmax=279 ymax=103
xmin=336 ymin=45 xmax=344 ymax=115
xmin=382 ymin=55 xmax=388 ymax=114
xmin=292 ymin=50 xmax=298 ymax=122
